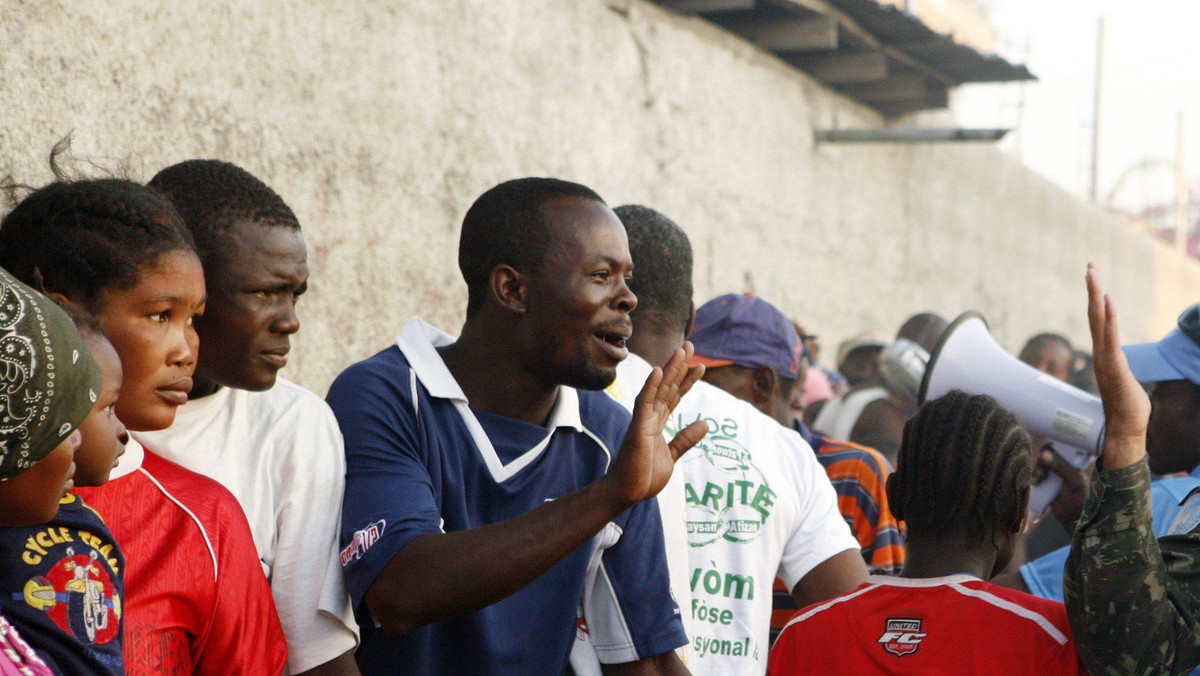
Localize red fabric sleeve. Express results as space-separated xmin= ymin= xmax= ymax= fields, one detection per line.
xmin=193 ymin=490 xmax=288 ymax=676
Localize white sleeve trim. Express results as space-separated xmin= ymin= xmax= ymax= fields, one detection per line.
xmin=579 ymin=523 xmax=639 ymax=664
xmin=947 ymin=583 xmax=1068 ymax=645
xmin=780 ymin=583 xmax=879 ymax=633
xmin=138 ymin=466 xmax=219 ymax=582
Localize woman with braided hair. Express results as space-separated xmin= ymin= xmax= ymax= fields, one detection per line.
xmin=769 ymin=390 xmax=1086 ymax=675
xmin=0 ymin=176 xmax=287 ymax=675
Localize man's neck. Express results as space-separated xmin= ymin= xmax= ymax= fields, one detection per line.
xmin=437 ymin=323 xmax=560 ymax=427
xmin=898 ymin=533 xmax=998 ymax=581
xmin=628 ymin=330 xmax=685 ymax=369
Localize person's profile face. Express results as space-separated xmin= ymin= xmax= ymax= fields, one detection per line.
xmin=519 ymin=198 xmax=636 ymax=391
xmin=196 ymin=222 xmax=308 ymax=392
xmin=94 ymin=250 xmax=206 ymax=432
xmin=1146 ymin=380 xmax=1200 ymax=475
xmin=74 ymin=334 xmax=126 ymax=487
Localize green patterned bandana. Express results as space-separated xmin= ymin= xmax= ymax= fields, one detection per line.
xmin=0 ymin=267 xmax=101 ymax=479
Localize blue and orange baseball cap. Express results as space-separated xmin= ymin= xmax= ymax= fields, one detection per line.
xmin=689 ymin=293 xmax=804 ymax=380
xmin=1123 ymin=303 xmax=1200 ymax=387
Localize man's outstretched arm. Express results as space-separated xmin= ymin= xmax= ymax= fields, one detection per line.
xmin=364 ymin=345 xmax=708 ymax=637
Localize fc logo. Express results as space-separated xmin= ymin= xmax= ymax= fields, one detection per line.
xmin=877 ymin=617 xmax=926 ymax=657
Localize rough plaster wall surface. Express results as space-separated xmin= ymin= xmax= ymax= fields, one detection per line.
xmin=2 ymin=0 xmax=1198 ymax=394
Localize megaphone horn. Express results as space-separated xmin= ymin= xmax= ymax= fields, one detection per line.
xmin=919 ymin=311 xmax=1105 ymax=516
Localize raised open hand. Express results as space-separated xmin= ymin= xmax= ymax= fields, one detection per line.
xmin=1086 ymin=263 xmax=1151 ymax=470
xmin=606 ymin=341 xmax=709 ymax=508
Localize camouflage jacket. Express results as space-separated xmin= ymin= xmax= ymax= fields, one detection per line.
xmin=1065 ymin=461 xmax=1200 ymax=676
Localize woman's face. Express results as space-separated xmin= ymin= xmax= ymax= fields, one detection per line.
xmin=0 ymin=430 xmax=80 ymax=527
xmin=93 ymin=250 xmax=206 ymax=432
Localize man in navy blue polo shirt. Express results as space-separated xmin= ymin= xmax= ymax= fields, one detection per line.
xmin=328 ymin=178 xmax=709 ymax=675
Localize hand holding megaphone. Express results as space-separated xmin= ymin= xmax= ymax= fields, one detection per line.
xmin=1028 ymin=442 xmax=1092 ymax=527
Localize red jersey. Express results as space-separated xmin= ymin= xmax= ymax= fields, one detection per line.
xmin=768 ymin=575 xmax=1085 ymax=675
xmin=75 ymin=442 xmax=287 ymax=675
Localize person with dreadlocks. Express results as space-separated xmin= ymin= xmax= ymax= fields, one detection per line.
xmin=139 ymin=160 xmax=359 ymax=676
xmin=0 ymin=172 xmax=287 ymax=674
xmin=768 ymin=390 xmax=1085 ymax=675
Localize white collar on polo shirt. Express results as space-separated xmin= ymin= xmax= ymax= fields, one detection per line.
xmin=395 ymin=317 xmax=589 ymax=482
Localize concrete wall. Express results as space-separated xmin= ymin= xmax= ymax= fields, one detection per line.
xmin=3 ymin=0 xmax=1198 ymax=393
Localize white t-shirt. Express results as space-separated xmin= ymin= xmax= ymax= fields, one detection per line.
xmin=605 ymin=356 xmax=695 ymax=647
xmin=614 ymin=355 xmax=858 ymax=676
xmin=134 ymin=379 xmax=358 ymax=673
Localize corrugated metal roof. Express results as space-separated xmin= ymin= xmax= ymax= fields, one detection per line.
xmin=653 ymin=0 xmax=1034 ymax=115
xmin=826 ymin=0 xmax=1034 ymax=84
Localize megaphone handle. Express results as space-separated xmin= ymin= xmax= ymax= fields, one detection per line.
xmin=1028 ymin=473 xmax=1064 ymax=520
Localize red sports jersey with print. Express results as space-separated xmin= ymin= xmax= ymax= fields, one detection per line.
xmin=768 ymin=575 xmax=1085 ymax=675
xmin=75 ymin=447 xmax=287 ymax=675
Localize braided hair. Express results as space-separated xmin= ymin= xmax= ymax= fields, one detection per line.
xmin=147 ymin=160 xmax=299 ymax=269
xmin=888 ymin=390 xmax=1032 ymax=546
xmin=0 ymin=179 xmax=196 ymax=311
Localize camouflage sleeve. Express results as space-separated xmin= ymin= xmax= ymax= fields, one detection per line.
xmin=1064 ymin=461 xmax=1200 ymax=676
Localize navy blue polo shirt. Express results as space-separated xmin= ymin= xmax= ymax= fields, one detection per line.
xmin=329 ymin=318 xmax=686 ymax=675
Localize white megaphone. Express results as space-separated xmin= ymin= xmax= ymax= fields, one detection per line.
xmin=919 ymin=312 xmax=1105 ymax=517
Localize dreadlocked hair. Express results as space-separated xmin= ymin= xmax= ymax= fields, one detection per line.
xmin=888 ymin=389 xmax=1032 ymax=547
xmin=0 ymin=178 xmax=196 ymax=312
xmin=147 ymin=160 xmax=299 ymax=269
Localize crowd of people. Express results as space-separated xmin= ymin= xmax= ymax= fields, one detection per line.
xmin=0 ymin=152 xmax=1196 ymax=676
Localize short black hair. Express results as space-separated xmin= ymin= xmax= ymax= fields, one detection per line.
xmin=888 ymin=390 xmax=1032 ymax=546
xmin=458 ymin=177 xmax=604 ymax=317
xmin=148 ymin=159 xmax=299 ymax=268
xmin=614 ymin=205 xmax=693 ymax=336
xmin=0 ymin=179 xmax=196 ymax=311
xmin=1019 ymin=333 xmax=1073 ymax=365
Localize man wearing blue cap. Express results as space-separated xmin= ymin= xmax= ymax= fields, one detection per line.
xmin=691 ymin=294 xmax=905 ymax=577
xmin=1063 ymin=276 xmax=1200 ymax=676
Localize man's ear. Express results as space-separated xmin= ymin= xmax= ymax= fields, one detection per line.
xmin=1012 ymin=486 xmax=1031 ymax=534
xmin=683 ymin=303 xmax=696 ymax=340
xmin=489 ymin=265 xmax=527 ymax=314
xmin=751 ymin=366 xmax=776 ymax=405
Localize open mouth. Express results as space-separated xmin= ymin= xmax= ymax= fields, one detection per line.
xmin=594 ymin=331 xmax=629 ymax=350
xmin=593 ymin=328 xmax=631 ymax=361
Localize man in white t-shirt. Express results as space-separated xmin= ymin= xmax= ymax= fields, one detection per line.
xmin=138 ymin=160 xmax=359 ymax=675
xmin=600 ymin=206 xmax=865 ymax=675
